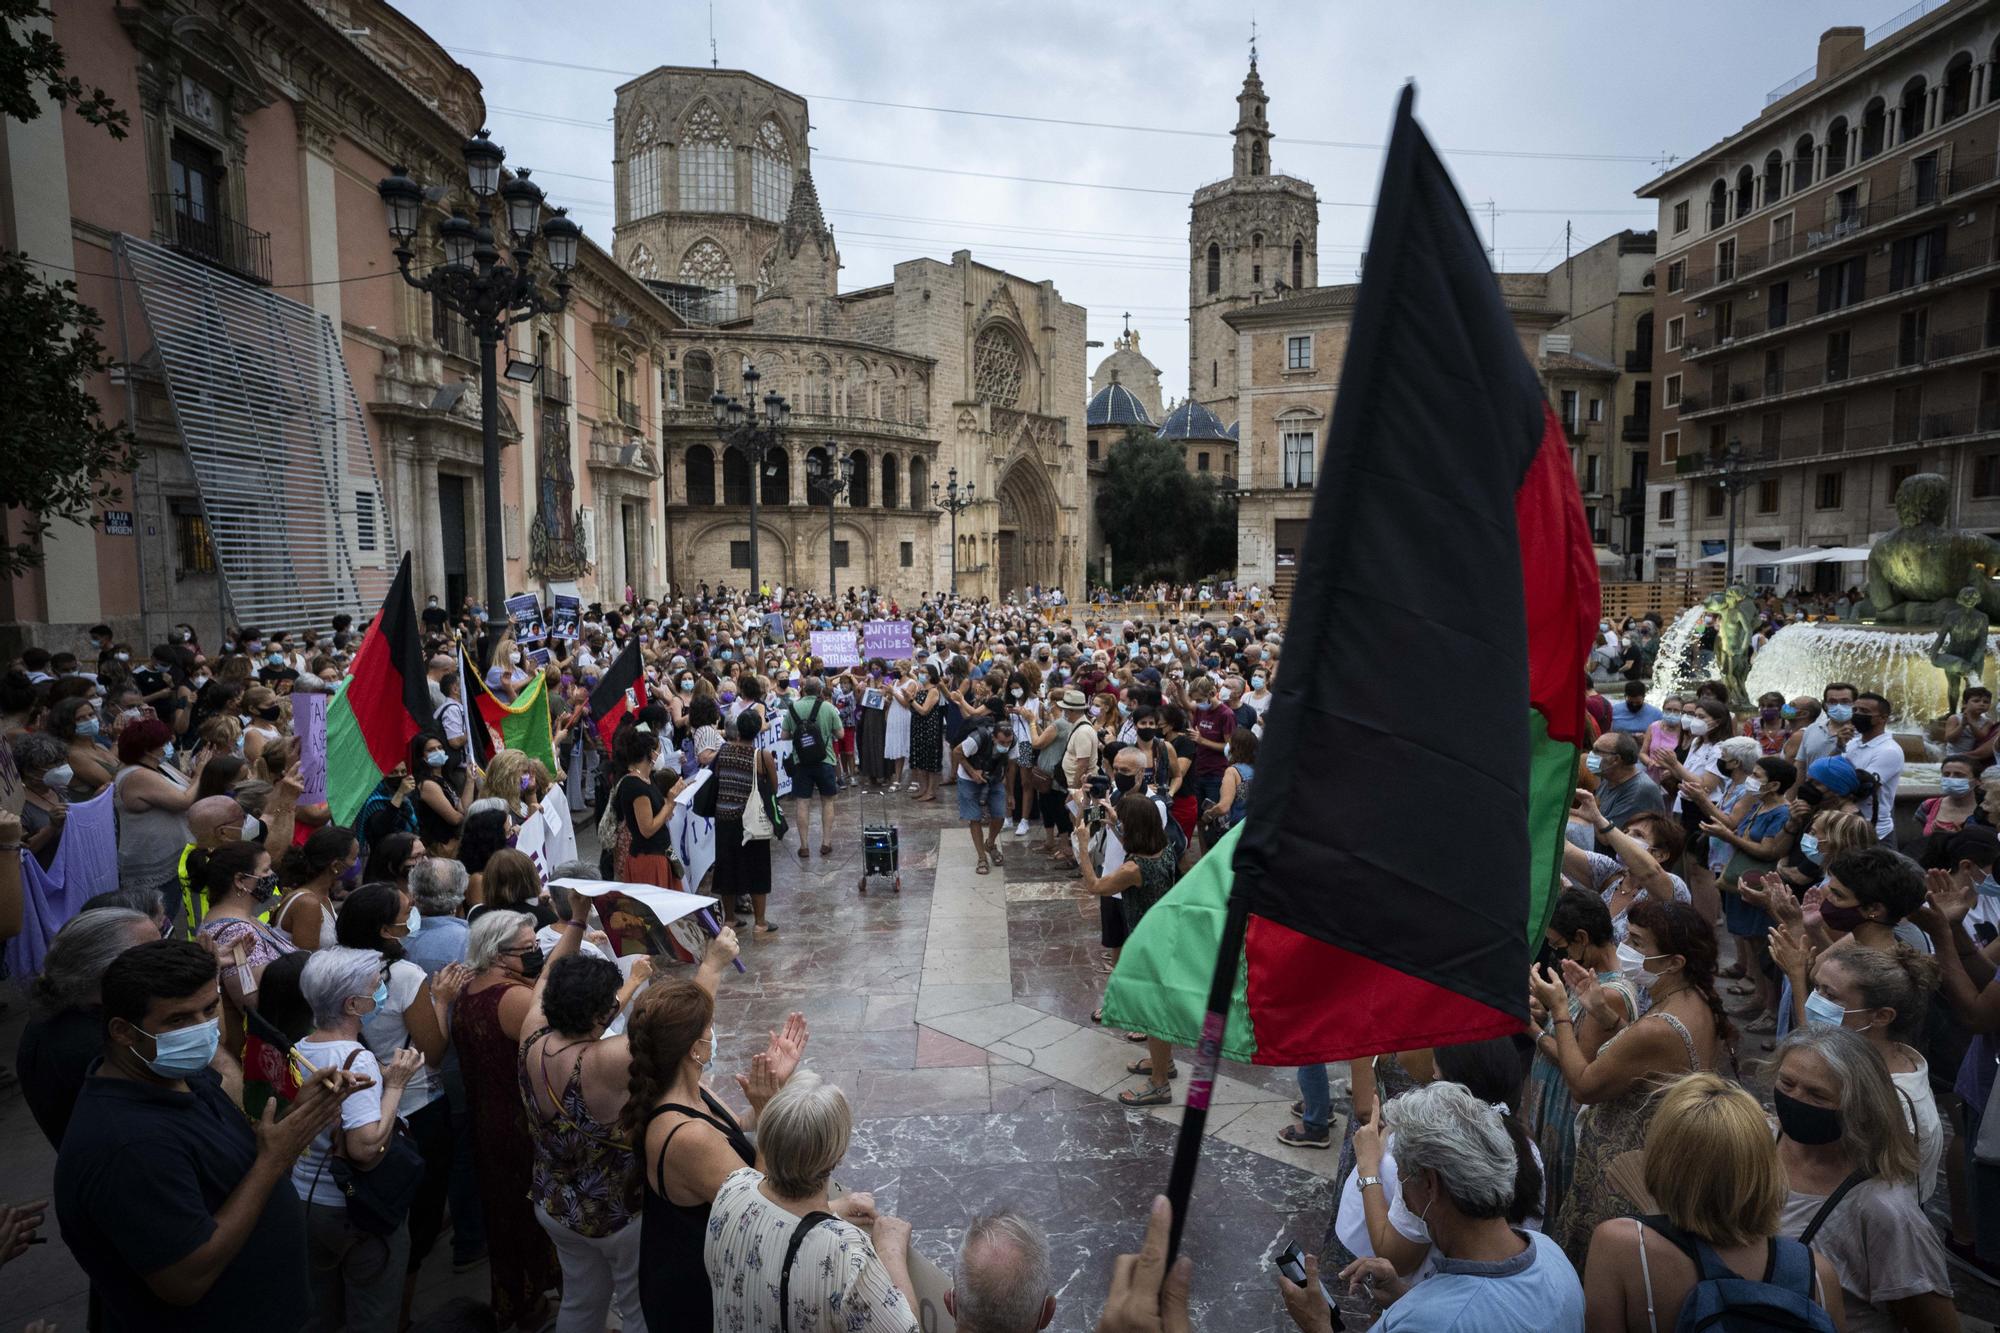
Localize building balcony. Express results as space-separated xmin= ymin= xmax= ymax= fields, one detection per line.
xmin=151 ymin=193 xmax=270 ymax=286
xmin=1622 ymin=414 xmax=1652 ymax=443
xmin=617 ymin=400 xmax=640 ymax=429
xmin=1674 ymin=320 xmax=2000 ymax=418
xmin=657 ymin=404 xmax=938 ymax=444
xmin=1680 ymin=244 xmax=2000 ymax=359
xmin=1677 ymin=148 xmax=2000 ymax=300
xmin=1673 ymin=403 xmax=2000 ymax=476
xmin=1625 ymin=347 xmax=1653 ymax=373
xmin=539 ymin=372 xmax=572 ymax=404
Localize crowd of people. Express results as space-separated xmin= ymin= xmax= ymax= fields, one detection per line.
xmin=0 ymin=583 xmax=1993 ymax=1331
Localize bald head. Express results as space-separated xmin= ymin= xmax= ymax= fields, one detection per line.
xmin=951 ymin=1211 xmax=1054 ymax=1333
xmin=189 ymin=795 xmax=247 ymax=848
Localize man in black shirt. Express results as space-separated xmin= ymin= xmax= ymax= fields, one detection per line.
xmin=55 ymin=940 xmax=362 ymax=1332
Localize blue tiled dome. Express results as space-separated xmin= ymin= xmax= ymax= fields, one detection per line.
xmin=1226 ymin=420 xmax=1240 ymax=441
xmin=1157 ymin=399 xmax=1231 ymax=442
xmin=1087 ymin=383 xmax=1153 ymax=428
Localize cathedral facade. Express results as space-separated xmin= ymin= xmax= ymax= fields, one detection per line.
xmin=611 ymin=67 xmax=1086 ymax=601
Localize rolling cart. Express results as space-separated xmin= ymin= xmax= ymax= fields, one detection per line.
xmin=858 ymin=786 xmax=901 ymax=894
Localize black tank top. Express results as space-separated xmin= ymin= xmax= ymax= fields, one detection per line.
xmin=640 ymin=1087 xmax=755 ymax=1333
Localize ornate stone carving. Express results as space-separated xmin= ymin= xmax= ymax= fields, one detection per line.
xmin=956 ymin=408 xmax=979 ymax=435
xmin=973 ymin=324 xmax=1025 ymax=407
xmin=633 ymin=108 xmax=656 ymax=145
xmin=629 ymin=242 xmax=657 ymax=279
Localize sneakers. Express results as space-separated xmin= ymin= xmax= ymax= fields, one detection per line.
xmin=1277 ymin=1123 xmax=1332 ymax=1149
xmin=1014 ymin=818 xmax=1030 ymax=836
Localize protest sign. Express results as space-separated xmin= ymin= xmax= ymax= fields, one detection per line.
xmin=758 ymin=710 xmax=794 ymax=799
xmin=504 ymin=592 xmax=544 ymax=641
xmin=862 ymin=619 xmax=914 ymax=661
xmin=0 ymin=743 xmax=22 ymax=817
xmin=551 ymin=593 xmax=581 ymax=641
xmin=292 ymin=690 xmax=329 ymax=805
xmin=669 ymin=770 xmax=718 ymax=898
xmin=552 ymin=879 xmax=718 ymax=961
xmin=809 ymin=629 xmax=861 ymax=669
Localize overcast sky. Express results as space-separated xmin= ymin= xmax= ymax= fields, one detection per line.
xmin=398 ymin=0 xmax=1924 ymax=403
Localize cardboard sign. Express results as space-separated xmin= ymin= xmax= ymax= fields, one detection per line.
xmin=551 ymin=593 xmax=581 ymax=642
xmin=810 ymin=629 xmax=862 ymax=669
xmin=505 ymin=592 xmax=545 ymax=642
xmin=861 ymin=688 xmax=886 ymax=711
xmin=862 ymin=619 xmax=914 ymax=662
xmin=551 ymin=878 xmax=717 ymax=960
xmin=758 ymin=710 xmax=794 ymax=800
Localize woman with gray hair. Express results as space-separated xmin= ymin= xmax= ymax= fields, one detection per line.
xmin=289 ymin=945 xmax=425 ymax=1333
xmin=13 ymin=730 xmax=72 ymax=868
xmin=704 ymin=1072 xmax=922 ymax=1332
xmin=16 ymin=907 xmax=159 ymax=1147
xmin=1771 ymin=1025 xmax=1956 ymax=1328
xmin=1308 ymin=1081 xmax=1583 ymax=1333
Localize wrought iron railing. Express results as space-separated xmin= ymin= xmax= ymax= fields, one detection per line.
xmin=152 ymin=193 xmax=271 ymax=286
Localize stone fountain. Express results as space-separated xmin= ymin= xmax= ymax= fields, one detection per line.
xmin=1653 ymin=473 xmax=2000 ymax=734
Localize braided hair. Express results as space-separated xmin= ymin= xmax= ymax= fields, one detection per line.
xmin=618 ymin=979 xmax=715 ymax=1148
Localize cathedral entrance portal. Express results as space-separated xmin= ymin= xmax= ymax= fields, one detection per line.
xmin=995 ymin=460 xmax=1059 ymax=598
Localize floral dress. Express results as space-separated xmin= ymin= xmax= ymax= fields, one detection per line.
xmin=1523 ymin=971 xmax=1638 ymax=1242
xmin=1556 ymin=1010 xmax=1701 ymax=1267
xmin=703 ymin=1166 xmax=919 ymax=1333
xmin=520 ymin=1029 xmax=641 ymax=1238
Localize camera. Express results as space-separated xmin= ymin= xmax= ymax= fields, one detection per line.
xmin=1086 ymin=773 xmax=1111 ymax=798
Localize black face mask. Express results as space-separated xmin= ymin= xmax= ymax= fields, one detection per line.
xmin=516 ymin=947 xmax=546 ymax=980
xmin=1774 ymin=1087 xmax=1843 ymax=1145
xmin=1114 ymin=772 xmax=1138 ymax=795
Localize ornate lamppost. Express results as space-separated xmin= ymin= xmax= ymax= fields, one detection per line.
xmin=1718 ymin=437 xmax=1753 ymax=587
xmin=806 ymin=444 xmax=855 ymax=602
xmin=931 ymin=466 xmax=976 ymax=595
xmin=711 ymin=364 xmax=789 ymax=598
xmin=378 ymin=131 xmax=580 ymax=639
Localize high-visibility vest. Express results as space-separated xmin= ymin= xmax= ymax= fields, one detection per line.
xmin=176 ymin=842 xmax=276 ymax=936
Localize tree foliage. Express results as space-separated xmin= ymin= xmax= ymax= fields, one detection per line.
xmin=1094 ymin=430 xmax=1237 ymax=586
xmin=0 ymin=0 xmax=135 ymax=576
xmin=0 ymin=0 xmax=129 ymax=138
xmin=0 ymin=253 xmax=138 ymax=577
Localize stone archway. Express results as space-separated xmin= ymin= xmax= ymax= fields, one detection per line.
xmin=995 ymin=459 xmax=1060 ymax=598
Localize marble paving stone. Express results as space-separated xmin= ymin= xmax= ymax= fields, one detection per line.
xmin=919 ymin=945 xmax=1012 ymax=985
xmin=861 ymin=994 xmax=918 ymax=1031
xmin=987 ymin=1058 xmax=1103 ymax=1114
xmin=1208 ymin=1100 xmax=1345 ymax=1179
xmin=920 ymin=1002 xmax=1049 ymax=1048
xmin=1006 ymin=878 xmax=1085 ymax=903
xmin=914 ymin=1027 xmax=990 ymax=1068
xmin=1003 ymin=1012 xmax=1083 ymax=1051
xmin=913 ymin=982 xmax=1015 ymax=1021
xmin=1006 ymin=1026 xmax=1149 ymax=1096
xmin=854 ymin=1066 xmax=992 ymax=1117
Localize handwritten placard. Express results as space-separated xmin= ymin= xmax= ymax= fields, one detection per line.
xmin=862 ymin=619 xmax=914 ymax=661
xmin=810 ymin=629 xmax=862 ymax=669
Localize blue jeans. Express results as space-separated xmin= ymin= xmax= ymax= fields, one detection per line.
xmin=1297 ymin=1063 xmax=1333 ymax=1134
xmin=1195 ymin=772 xmax=1223 ymax=814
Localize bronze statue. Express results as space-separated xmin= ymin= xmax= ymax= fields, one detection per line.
xmin=1855 ymin=473 xmax=2000 ymax=624
xmin=1930 ymin=586 xmax=1990 ymax=714
xmin=1706 ymin=583 xmax=1757 ymax=707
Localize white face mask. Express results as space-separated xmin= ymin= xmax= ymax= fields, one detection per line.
xmin=1617 ymin=941 xmax=1668 ymax=991
xmin=509 ymin=652 xmax=522 ymax=666
xmin=1685 ymin=717 xmax=1712 ymax=737
xmin=240 ymin=813 xmax=259 ymax=841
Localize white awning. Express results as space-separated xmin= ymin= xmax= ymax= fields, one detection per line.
xmin=1776 ymin=546 xmax=1871 ymax=564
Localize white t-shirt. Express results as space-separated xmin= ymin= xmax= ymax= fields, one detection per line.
xmin=1891 ymin=1051 xmax=1943 ymax=1203
xmin=1843 ymin=730 xmax=1905 ymax=840
xmin=358 ymin=960 xmax=440 ymax=1114
xmin=291 ymin=1038 xmax=384 ymax=1206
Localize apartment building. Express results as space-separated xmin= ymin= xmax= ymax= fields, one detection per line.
xmin=1640 ymin=4 xmax=2000 ymax=590
xmin=1542 ymin=231 xmax=1660 ymax=577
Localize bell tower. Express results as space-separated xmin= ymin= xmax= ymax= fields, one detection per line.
xmin=1232 ymin=57 xmax=1272 ymax=178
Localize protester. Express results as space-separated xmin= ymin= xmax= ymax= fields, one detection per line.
xmin=711 ymin=707 xmax=780 ymax=933
xmin=947 ymin=1212 xmax=1057 ymax=1333
xmin=17 ymin=906 xmax=161 ymax=1148
xmin=273 ymin=824 xmax=355 ymax=950
xmin=114 ymin=718 xmax=202 ymax=899
xmin=1075 ymin=795 xmax=1180 ymax=1108
xmin=785 ymin=676 xmax=843 ymax=860
xmin=608 ymin=721 xmax=683 ymax=886
xmin=1578 ymin=1073 xmax=1846 ymax=1330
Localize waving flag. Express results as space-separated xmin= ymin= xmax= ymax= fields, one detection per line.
xmin=465 ymin=659 xmax=558 ymax=773
xmin=326 ymin=553 xmax=433 ymax=827
xmin=1102 ymin=85 xmax=1598 ymax=1068
xmin=589 ymin=641 xmax=647 ymax=748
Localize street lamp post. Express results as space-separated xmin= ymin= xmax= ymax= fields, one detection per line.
xmin=378 ymin=132 xmax=580 ymax=641
xmin=931 ymin=466 xmax=976 ymax=596
xmin=1717 ymin=437 xmax=1753 ymax=587
xmin=806 ymin=444 xmax=854 ymax=602
xmin=710 ymin=365 xmax=790 ymax=600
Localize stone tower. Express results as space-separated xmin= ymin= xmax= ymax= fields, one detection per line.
xmin=750 ymin=167 xmax=839 ymax=335
xmin=1187 ymin=57 xmax=1319 ymax=428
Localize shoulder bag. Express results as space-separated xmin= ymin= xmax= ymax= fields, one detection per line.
xmin=325 ymin=1048 xmax=426 ymax=1236
xmin=779 ymin=1210 xmax=837 ymax=1333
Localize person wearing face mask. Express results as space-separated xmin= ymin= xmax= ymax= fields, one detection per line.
xmin=238 ymin=686 xmax=286 ymax=769
xmin=273 ymin=825 xmax=358 ymax=951
xmin=1770 ymin=1026 xmax=1957 ymax=1328
xmin=54 ymin=939 xmax=363 ymax=1333
xmin=1214 ymin=729 xmax=1258 ymax=829
xmin=13 ymin=731 xmax=73 ymax=870
xmin=455 ymin=909 xmax=565 ymax=1329
xmin=1319 ymin=1080 xmax=1583 ymax=1332
xmin=1702 ymin=754 xmax=1799 ymax=1030
xmin=410 ymin=732 xmax=471 ymax=856
xmin=1075 ymin=795 xmax=1181 ymax=1107
xmin=906 ymin=664 xmax=945 ymax=804
xmin=190 ymin=840 xmax=296 ymax=1024
xmin=1654 ymin=699 xmax=1737 ymax=921
xmin=1583 ymin=732 xmax=1665 ymax=846
xmin=47 ymin=695 xmax=116 ymax=797
xmin=289 ymin=945 xmax=426 ymax=1333
xmin=1564 ymin=791 xmax=1691 ymax=943
xmin=1792 ymin=682 xmax=1860 ymax=768
xmin=1531 ymin=899 xmax=1727 ymax=1267
xmin=1835 ymin=691 xmax=1904 ymax=843
xmin=1003 ymin=667 xmax=1044 ymax=836
xmin=1917 ymin=755 xmax=1981 ymax=840
xmin=1241 ymin=667 xmax=1274 ymax=725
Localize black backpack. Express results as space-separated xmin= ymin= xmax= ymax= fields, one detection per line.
xmin=789 ymin=698 xmax=826 ymax=769
xmin=966 ymin=718 xmax=999 ymax=775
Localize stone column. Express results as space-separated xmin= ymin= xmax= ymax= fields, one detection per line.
xmin=791 ymin=442 xmax=808 ymax=506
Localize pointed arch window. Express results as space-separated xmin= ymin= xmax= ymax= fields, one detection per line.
xmin=973 ymin=325 xmax=1026 ymax=407
xmin=1250 ymin=140 xmax=1265 ymax=175
xmin=1206 ymin=242 xmax=1221 ymax=294
xmin=679 ymin=241 xmax=737 ymax=320
xmin=751 ymin=119 xmax=793 ymax=221
xmin=678 ymin=105 xmax=733 ymax=212
xmin=1291 ymin=238 xmax=1303 ymax=289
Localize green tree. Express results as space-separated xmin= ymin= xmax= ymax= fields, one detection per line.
xmin=1095 ymin=430 xmax=1234 ymax=586
xmin=1 ymin=0 xmax=135 ymax=577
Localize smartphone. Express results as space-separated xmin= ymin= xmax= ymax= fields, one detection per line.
xmin=1273 ymin=1240 xmax=1307 ymax=1285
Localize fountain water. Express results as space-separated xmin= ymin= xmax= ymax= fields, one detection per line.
xmin=1742 ymin=622 xmax=2000 ymax=733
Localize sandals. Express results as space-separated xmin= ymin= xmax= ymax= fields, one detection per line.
xmin=754 ymin=922 xmax=779 ymax=935
xmin=797 ymin=846 xmax=811 ymax=861
xmin=1091 ymin=1007 xmax=1104 ymax=1024
xmin=819 ymin=843 xmax=832 ymax=856
xmin=1125 ymin=1057 xmax=1176 ymax=1078
xmin=988 ymin=844 xmax=1006 ymax=866
xmin=1118 ymin=1082 xmax=1173 ymax=1107
xmin=976 ymin=858 xmax=991 ymax=875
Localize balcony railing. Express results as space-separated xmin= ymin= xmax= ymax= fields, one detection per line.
xmin=539 ymin=372 xmax=572 ymax=404
xmin=433 ymin=311 xmax=475 ymax=360
xmin=1674 ymin=319 xmax=2000 ymax=415
xmin=1625 ymin=347 xmax=1653 ymax=373
xmin=152 ymin=193 xmax=271 ymax=286
xmin=1677 ymin=146 xmax=1999 ymax=298
xmin=1621 ymin=414 xmax=1652 ymax=442
xmin=617 ymin=400 xmax=640 ymax=428
xmin=1675 ymin=405 xmax=2000 ymax=474
xmin=1681 ymin=243 xmax=1999 ymax=355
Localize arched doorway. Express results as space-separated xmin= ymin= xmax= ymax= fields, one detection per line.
xmin=994 ymin=460 xmax=1060 ymax=597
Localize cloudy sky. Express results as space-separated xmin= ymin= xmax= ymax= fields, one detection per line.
xmin=399 ymin=0 xmax=1923 ymax=402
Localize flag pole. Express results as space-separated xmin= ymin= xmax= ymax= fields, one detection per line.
xmin=1163 ymin=891 xmax=1251 ymax=1264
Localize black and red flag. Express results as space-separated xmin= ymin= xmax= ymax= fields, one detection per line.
xmin=327 ymin=552 xmax=438 ymax=825
xmin=588 ymin=640 xmax=648 ymax=748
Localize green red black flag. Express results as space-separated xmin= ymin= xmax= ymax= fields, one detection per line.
xmin=589 ymin=640 xmax=647 ymax=749
xmin=325 ymin=552 xmax=436 ymax=825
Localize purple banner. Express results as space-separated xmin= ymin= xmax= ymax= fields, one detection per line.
xmin=294 ymin=689 xmax=329 ymax=805
xmin=861 ymin=619 xmax=914 ymax=661
xmin=810 ymin=629 xmax=861 ymax=669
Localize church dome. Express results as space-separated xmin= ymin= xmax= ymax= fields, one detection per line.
xmin=1157 ymin=399 xmax=1232 ymax=442
xmin=1087 ymin=383 xmax=1153 ymax=428
xmin=1226 ymin=420 xmax=1240 ymax=441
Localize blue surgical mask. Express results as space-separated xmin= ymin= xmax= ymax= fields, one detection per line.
xmin=425 ymin=750 xmax=449 ymax=768
xmin=1800 ymin=833 xmax=1823 ymax=864
xmin=405 ymin=906 xmax=422 ymax=936
xmin=1802 ymin=989 xmax=1852 ymax=1029
xmin=1826 ymin=704 xmax=1854 ymax=723
xmin=162 ymin=741 xmax=176 ymax=761
xmin=75 ymin=718 xmax=100 ymax=737
xmin=1942 ymin=777 xmax=1974 ymax=797
xmin=369 ymin=980 xmax=389 ymax=1009
xmin=1977 ymin=874 xmax=2000 ymax=901
xmin=1781 ymin=704 xmax=1798 ymax=718
xmin=1251 ymin=676 xmax=1266 ymax=690
xmin=1585 ymin=753 xmax=1605 ymax=774
xmin=138 ymin=1017 xmax=221 ymax=1078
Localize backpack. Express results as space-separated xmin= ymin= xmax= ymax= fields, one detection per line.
xmin=1638 ymin=1213 xmax=1838 ymax=1333
xmin=965 ymin=718 xmax=999 ymax=776
xmin=789 ymin=698 xmax=827 ymax=770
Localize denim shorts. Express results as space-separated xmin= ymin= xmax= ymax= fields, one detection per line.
xmin=957 ymin=776 xmax=1007 ymax=821
xmin=793 ymin=760 xmax=839 ymax=798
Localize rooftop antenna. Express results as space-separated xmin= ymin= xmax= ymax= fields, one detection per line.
xmin=709 ymin=2 xmax=718 ymax=68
